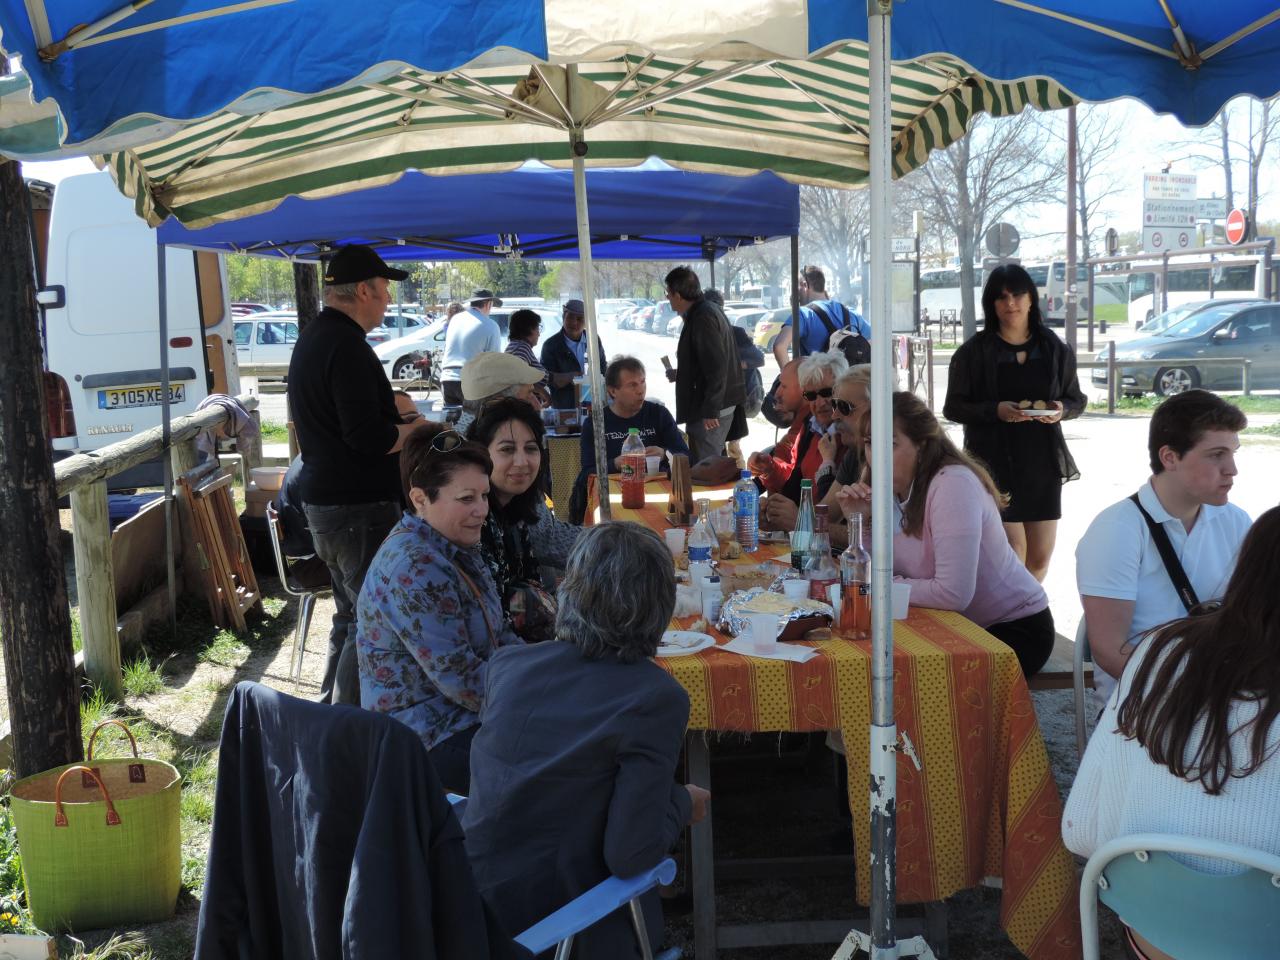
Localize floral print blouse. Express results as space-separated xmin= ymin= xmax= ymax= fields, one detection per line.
xmin=356 ymin=511 xmax=520 ymax=749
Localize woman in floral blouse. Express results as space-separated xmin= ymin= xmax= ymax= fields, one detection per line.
xmin=356 ymin=422 xmax=521 ymax=793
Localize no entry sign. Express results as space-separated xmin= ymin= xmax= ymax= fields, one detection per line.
xmin=1226 ymin=208 xmax=1249 ymax=245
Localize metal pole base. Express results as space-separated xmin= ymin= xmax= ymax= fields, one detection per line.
xmin=831 ymin=931 xmax=938 ymax=960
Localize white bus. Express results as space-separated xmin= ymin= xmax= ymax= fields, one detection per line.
xmin=919 ymin=267 xmax=983 ymax=320
xmin=1126 ymin=258 xmax=1273 ymax=327
xmin=1042 ymin=260 xmax=1127 ymax=326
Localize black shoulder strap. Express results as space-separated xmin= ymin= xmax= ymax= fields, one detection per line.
xmin=809 ymin=303 xmax=840 ymax=337
xmin=1129 ymin=492 xmax=1200 ymax=613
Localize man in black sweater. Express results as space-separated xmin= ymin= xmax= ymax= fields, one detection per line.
xmin=287 ymin=245 xmax=420 ymax=705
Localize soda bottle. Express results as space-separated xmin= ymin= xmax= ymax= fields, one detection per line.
xmin=840 ymin=512 xmax=871 ymax=639
xmin=789 ymin=479 xmax=815 ymax=570
xmin=733 ymin=470 xmax=760 ymax=553
xmin=806 ymin=505 xmax=839 ymax=601
xmin=687 ymin=498 xmax=717 ymax=579
xmin=619 ymin=427 xmax=647 ymax=509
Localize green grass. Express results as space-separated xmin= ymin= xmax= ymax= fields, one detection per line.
xmin=259 ymin=420 xmax=290 ymax=444
xmin=1094 ymin=303 xmax=1128 ymax=326
xmin=195 ymin=630 xmax=251 ymax=667
xmin=70 ymin=608 xmax=82 ymax=654
xmin=122 ymin=656 xmax=167 ymax=697
xmin=1245 ymin=422 xmax=1280 ymax=437
xmin=1089 ymin=394 xmax=1280 ymax=414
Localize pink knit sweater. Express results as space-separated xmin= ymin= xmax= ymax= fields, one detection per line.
xmin=893 ymin=465 xmax=1047 ymax=628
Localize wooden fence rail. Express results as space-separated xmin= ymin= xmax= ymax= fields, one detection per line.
xmin=51 ymin=395 xmax=260 ymax=698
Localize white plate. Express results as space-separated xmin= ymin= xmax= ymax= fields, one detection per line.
xmin=1019 ymin=407 xmax=1057 ymax=417
xmin=656 ymin=631 xmax=717 ymax=657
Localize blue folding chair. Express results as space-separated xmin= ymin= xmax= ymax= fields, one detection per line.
xmin=446 ymin=795 xmax=681 ymax=960
xmin=1080 ymin=833 xmax=1280 ymax=960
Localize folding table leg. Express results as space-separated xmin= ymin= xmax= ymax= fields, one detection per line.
xmin=687 ymin=732 xmax=716 ymax=957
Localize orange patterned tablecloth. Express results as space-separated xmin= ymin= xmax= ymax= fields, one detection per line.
xmin=599 ymin=476 xmax=1081 ymax=960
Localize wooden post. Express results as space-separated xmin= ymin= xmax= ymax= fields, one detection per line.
xmin=70 ymin=481 xmax=122 ymax=700
xmin=0 ymin=138 xmax=83 ymax=776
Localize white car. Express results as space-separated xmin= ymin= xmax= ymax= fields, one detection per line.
xmin=234 ymin=314 xmax=298 ymax=364
xmin=371 ymin=317 xmax=448 ymax=381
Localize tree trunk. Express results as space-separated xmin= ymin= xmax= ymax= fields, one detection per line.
xmin=0 ymin=156 xmax=83 ymax=777
xmin=1219 ymin=115 xmax=1235 ymax=213
xmin=293 ymin=262 xmax=321 ymax=333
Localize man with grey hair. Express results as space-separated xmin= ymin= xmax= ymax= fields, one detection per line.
xmin=441 ymin=288 xmax=504 ymax=406
xmin=288 ymin=244 xmax=422 ymax=705
xmin=748 ymin=349 xmax=847 ymax=530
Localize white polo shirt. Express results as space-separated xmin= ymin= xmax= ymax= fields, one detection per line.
xmin=1075 ymin=479 xmax=1251 ymax=704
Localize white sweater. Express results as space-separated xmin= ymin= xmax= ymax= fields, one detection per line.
xmin=1063 ymin=639 xmax=1280 ymax=873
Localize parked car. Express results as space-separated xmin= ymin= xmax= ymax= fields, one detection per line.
xmin=372 ymin=317 xmax=448 ymax=381
xmin=1094 ymin=299 xmax=1280 ymax=396
xmin=752 ymin=307 xmax=792 ymax=352
xmin=234 ymin=314 xmax=298 ymax=364
xmin=729 ymin=308 xmax=770 ymax=335
xmin=1134 ymin=298 xmax=1266 ymax=335
xmin=651 ymin=302 xmax=680 ymax=336
xmin=231 ymin=301 xmax=273 ymax=317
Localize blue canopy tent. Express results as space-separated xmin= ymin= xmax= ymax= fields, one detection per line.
xmin=155 ymin=160 xmax=800 ymax=263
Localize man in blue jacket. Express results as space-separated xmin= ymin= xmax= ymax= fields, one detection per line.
xmin=540 ymin=299 xmax=606 ymax=409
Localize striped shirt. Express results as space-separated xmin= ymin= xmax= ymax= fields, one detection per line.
xmin=505 ymin=339 xmax=547 ymax=386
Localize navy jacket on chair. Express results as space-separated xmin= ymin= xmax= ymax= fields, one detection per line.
xmin=194 ymin=681 xmax=528 ymax=960
xmin=463 ymin=641 xmax=692 ymax=960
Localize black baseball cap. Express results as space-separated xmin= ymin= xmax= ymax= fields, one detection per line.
xmin=322 ymin=245 xmax=408 ymax=285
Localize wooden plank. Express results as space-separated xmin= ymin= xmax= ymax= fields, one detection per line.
xmin=70 ymin=480 xmax=122 ymax=700
xmin=111 ymin=495 xmax=166 ymax=612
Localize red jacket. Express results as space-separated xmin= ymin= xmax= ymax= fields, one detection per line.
xmin=759 ymin=413 xmax=831 ymax=496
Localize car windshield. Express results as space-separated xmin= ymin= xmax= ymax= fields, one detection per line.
xmin=1159 ymin=302 xmax=1247 ymax=338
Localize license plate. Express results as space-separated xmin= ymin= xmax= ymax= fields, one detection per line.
xmin=97 ymin=384 xmax=187 ymax=410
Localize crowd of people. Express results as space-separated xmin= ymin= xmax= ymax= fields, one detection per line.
xmin=279 ymin=244 xmax=1276 ymax=959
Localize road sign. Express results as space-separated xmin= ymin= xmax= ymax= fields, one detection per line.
xmin=1142 ymin=227 xmax=1193 ymax=251
xmin=1196 ymin=197 xmax=1228 ymax=221
xmin=891 ymin=237 xmax=915 ymax=255
xmin=1225 ymin=208 xmax=1249 ymax=245
xmin=1143 ymin=171 xmax=1197 ymax=201
xmin=984 ymin=222 xmax=1020 ymax=257
xmin=1143 ymin=199 xmax=1196 ymax=228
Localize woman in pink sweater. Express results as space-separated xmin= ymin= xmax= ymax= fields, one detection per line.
xmin=837 ymin=391 xmax=1053 ymax=676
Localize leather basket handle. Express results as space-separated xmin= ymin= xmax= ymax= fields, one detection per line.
xmin=53 ymin=766 xmax=122 ymax=828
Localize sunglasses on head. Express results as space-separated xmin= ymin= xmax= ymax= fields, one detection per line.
xmin=429 ymin=429 xmax=465 ymax=454
xmin=831 ymin=398 xmax=856 ymax=416
xmin=802 ymin=387 xmax=834 ymax=402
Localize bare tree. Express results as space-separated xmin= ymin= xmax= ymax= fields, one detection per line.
xmin=899 ymin=110 xmax=1064 ymax=339
xmin=1072 ymin=105 xmax=1126 ymax=262
xmin=800 ymin=187 xmax=868 ymax=302
xmin=1164 ymin=96 xmax=1280 ymax=240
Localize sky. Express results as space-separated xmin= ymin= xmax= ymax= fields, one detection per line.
xmin=23 ymin=97 xmax=1280 ymax=264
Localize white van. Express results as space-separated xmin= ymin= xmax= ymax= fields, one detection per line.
xmin=34 ymin=173 xmax=239 ymax=487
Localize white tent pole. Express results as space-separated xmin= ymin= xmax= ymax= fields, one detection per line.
xmin=867 ymin=2 xmax=899 ymax=959
xmin=157 ymin=242 xmax=177 ymax=638
xmin=566 ymin=64 xmax=612 ymax=520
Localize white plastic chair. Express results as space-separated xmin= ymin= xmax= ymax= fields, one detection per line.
xmin=1080 ymin=833 xmax=1280 ymax=960
xmin=1072 ymin=619 xmax=1093 ymax=759
xmin=264 ymin=502 xmax=331 ymax=684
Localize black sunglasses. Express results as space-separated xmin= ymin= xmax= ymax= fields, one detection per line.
xmin=831 ymin=398 xmax=856 ymax=416
xmin=802 ymin=387 xmax=834 ymax=402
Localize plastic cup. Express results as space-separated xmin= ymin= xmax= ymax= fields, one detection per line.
xmin=748 ymin=613 xmax=779 ymax=645
xmin=781 ymin=578 xmax=809 ymax=601
xmin=892 ymin=582 xmax=912 ymax=620
xmin=646 ymin=454 xmax=662 ymax=475
xmin=664 ymin=528 xmax=686 ymax=560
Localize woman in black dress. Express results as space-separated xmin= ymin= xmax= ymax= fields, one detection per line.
xmin=943 ymin=264 xmax=1085 ymax=582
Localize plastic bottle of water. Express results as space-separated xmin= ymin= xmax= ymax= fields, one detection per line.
xmin=619 ymin=427 xmax=647 ymax=509
xmin=687 ymin=498 xmax=717 ymax=580
xmin=733 ymin=470 xmax=759 ymax=553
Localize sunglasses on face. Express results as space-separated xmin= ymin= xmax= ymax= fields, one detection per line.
xmin=831 ymin=398 xmax=856 ymax=416
xmin=802 ymin=387 xmax=834 ymax=402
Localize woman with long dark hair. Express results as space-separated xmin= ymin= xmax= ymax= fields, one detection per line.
xmin=1064 ymin=506 xmax=1280 ymax=960
xmin=943 ymin=264 xmax=1085 ymax=582
xmin=837 ymin=391 xmax=1054 ymax=677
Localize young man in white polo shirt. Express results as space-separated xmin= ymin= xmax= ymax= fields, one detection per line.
xmin=1076 ymin=389 xmax=1251 ymax=707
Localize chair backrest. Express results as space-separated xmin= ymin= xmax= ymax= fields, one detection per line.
xmin=1072 ymin=618 xmax=1093 ymax=758
xmin=545 ymin=433 xmax=582 ymax=521
xmin=263 ymin=502 xmax=302 ymax=597
xmin=1090 ymin=834 xmax=1280 ymax=960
